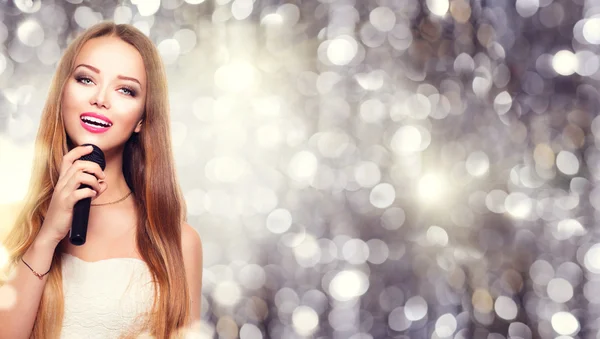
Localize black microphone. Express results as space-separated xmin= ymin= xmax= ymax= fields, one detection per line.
xmin=69 ymin=143 xmax=105 ymax=246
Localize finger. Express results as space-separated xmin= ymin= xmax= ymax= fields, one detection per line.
xmin=59 ymin=159 xmax=105 ymax=188
xmin=97 ymin=180 xmax=108 ymax=195
xmin=69 ymin=187 xmax=97 ymax=205
xmin=60 ymin=145 xmax=93 ymax=176
xmin=74 ymin=160 xmax=105 ymax=180
xmin=66 ymin=171 xmax=102 ymax=195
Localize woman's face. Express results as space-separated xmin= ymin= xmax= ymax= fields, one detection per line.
xmin=62 ymin=36 xmax=147 ymax=154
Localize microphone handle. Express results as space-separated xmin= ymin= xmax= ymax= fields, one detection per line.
xmin=69 ymin=184 xmax=92 ymax=246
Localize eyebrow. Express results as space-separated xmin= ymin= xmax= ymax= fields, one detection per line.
xmin=74 ymin=63 xmax=142 ymax=86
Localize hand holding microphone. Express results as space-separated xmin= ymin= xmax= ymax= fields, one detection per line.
xmin=36 ymin=144 xmax=107 ymax=249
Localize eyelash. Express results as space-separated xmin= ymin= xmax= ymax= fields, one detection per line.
xmin=75 ymin=76 xmax=137 ymax=97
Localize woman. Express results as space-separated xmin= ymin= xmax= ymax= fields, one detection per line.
xmin=0 ymin=22 xmax=203 ymax=338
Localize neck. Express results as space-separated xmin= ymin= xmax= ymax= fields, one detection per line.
xmin=93 ymin=147 xmax=130 ymax=205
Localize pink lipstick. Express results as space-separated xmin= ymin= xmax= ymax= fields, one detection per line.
xmin=80 ymin=112 xmax=112 ymax=134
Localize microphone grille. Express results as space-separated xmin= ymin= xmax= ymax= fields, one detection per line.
xmin=79 ymin=144 xmax=106 ymax=171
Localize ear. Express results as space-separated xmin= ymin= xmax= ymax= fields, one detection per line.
xmin=134 ymin=119 xmax=143 ymax=133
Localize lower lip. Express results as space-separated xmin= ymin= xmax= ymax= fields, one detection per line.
xmin=80 ymin=119 xmax=111 ymax=134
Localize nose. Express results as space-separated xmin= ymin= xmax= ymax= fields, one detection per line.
xmin=90 ymin=87 xmax=110 ymax=109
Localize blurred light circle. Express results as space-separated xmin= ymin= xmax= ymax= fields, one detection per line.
xmin=74 ymin=6 xmax=101 ymax=29
xmin=388 ymin=307 xmax=412 ymax=331
xmin=556 ymin=151 xmax=579 ymax=175
xmin=359 ymin=22 xmax=386 ymax=48
xmin=547 ymin=278 xmax=574 ymax=303
xmin=174 ymin=29 xmax=197 ymax=54
xmin=584 ymin=244 xmax=600 ymax=274
xmin=232 ymin=0 xmax=254 ymax=20
xmin=277 ymin=4 xmax=300 ymax=26
xmin=493 ymin=91 xmax=512 ymax=115
xmin=354 ymin=161 xmax=381 ymax=188
xmin=391 ymin=125 xmax=423 ymax=154
xmin=516 ymin=0 xmax=540 ymax=18
xmin=288 ymin=151 xmax=318 ymax=182
xmin=551 ymin=312 xmax=579 ymax=335
xmin=530 ymin=259 xmax=554 ymax=285
xmin=426 ymin=0 xmax=449 ymax=16
xmin=239 ymin=264 xmax=267 ymax=290
xmin=404 ymin=296 xmax=428 ymax=321
xmin=472 ymin=289 xmax=493 ymax=313
xmin=426 ymin=226 xmax=448 ymax=246
xmin=239 ymin=323 xmax=262 ymax=339
xmin=113 ymin=5 xmax=133 ymax=24
xmin=213 ymin=281 xmax=242 ymax=307
xmin=329 ymin=270 xmax=369 ymax=301
xmin=317 ymin=130 xmax=350 ymax=158
xmin=157 ymin=39 xmax=181 ymax=65
xmin=370 ymin=183 xmax=396 ymax=209
xmin=292 ymin=306 xmax=319 ymax=336
xmin=37 ymin=40 xmax=61 ymax=66
xmin=266 ymin=208 xmax=292 ymax=234
xmin=454 ymin=53 xmax=475 ymax=74
xmin=137 ymin=0 xmax=160 ymax=16
xmin=342 ymin=238 xmax=370 ymax=264
xmin=553 ymin=219 xmax=585 ymax=240
xmin=435 ymin=313 xmax=457 ymax=337
xmin=360 ymin=98 xmax=387 ymax=123
xmin=366 ymin=239 xmax=389 ymax=264
xmin=505 ymin=192 xmax=532 ymax=219
xmin=583 ymin=18 xmax=600 ymax=44
xmin=17 ymin=19 xmax=44 ymax=47
xmin=486 ymin=190 xmax=507 ymax=213
xmin=327 ymin=35 xmax=357 ymax=66
xmin=553 ymin=50 xmax=578 ymax=76
xmin=185 ymin=0 xmax=206 ymax=3
xmin=381 ymin=207 xmax=406 ymax=230
xmin=14 ymin=0 xmax=42 ymax=13
xmin=576 ymin=50 xmax=599 ymax=76
xmin=465 ymin=151 xmax=490 ymax=177
xmin=494 ymin=296 xmax=518 ymax=320
xmin=370 ymin=7 xmax=396 ymax=32
xmin=508 ymin=322 xmax=532 ymax=339
xmin=294 ymin=235 xmax=320 ymax=268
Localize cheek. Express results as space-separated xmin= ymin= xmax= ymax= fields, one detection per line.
xmin=61 ymin=84 xmax=80 ymax=115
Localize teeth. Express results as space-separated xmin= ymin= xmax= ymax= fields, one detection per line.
xmin=81 ymin=116 xmax=112 ymax=128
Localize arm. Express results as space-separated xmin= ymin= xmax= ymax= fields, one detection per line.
xmin=0 ymin=237 xmax=58 ymax=339
xmin=181 ymin=222 xmax=203 ymax=326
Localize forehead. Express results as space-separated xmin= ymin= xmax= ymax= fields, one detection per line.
xmin=73 ymin=36 xmax=146 ymax=84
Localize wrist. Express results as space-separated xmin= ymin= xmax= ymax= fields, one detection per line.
xmin=32 ymin=232 xmax=60 ymax=252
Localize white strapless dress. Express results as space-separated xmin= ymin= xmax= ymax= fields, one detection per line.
xmin=60 ymin=253 xmax=155 ymax=339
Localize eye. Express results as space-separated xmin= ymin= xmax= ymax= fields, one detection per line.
xmin=119 ymin=87 xmax=136 ymax=97
xmin=76 ymin=76 xmax=94 ymax=85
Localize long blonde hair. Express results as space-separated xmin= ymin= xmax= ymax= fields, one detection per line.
xmin=1 ymin=22 xmax=190 ymax=338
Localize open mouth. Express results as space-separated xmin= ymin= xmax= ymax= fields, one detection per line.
xmin=80 ymin=116 xmax=113 ymax=128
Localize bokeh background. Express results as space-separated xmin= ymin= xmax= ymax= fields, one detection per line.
xmin=1 ymin=0 xmax=600 ymax=338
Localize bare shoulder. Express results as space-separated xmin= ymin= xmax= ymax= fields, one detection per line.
xmin=181 ymin=222 xmax=202 ymax=259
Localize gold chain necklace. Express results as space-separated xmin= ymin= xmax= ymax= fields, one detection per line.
xmin=91 ymin=191 xmax=132 ymax=206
